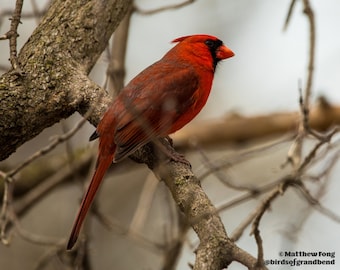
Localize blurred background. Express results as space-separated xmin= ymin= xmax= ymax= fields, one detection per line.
xmin=1 ymin=0 xmax=339 ymax=269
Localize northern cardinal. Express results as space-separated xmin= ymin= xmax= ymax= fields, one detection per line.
xmin=67 ymin=34 xmax=234 ymax=249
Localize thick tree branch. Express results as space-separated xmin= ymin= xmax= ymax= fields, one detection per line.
xmin=173 ymin=98 xmax=340 ymax=149
xmin=131 ymin=140 xmax=262 ymax=269
xmin=0 ymin=0 xmax=132 ymax=161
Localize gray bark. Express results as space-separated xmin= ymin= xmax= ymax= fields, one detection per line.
xmin=0 ymin=0 xmax=131 ymax=160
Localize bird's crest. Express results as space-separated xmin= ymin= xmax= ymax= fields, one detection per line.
xmin=172 ymin=34 xmax=218 ymax=43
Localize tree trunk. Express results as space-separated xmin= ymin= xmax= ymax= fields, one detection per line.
xmin=0 ymin=0 xmax=131 ymax=161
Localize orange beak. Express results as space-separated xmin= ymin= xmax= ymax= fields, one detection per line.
xmin=216 ymin=45 xmax=235 ymax=60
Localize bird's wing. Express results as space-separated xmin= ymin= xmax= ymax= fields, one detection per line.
xmin=113 ymin=64 xmax=199 ymax=162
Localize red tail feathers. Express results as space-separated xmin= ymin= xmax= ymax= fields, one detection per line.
xmin=67 ymin=153 xmax=113 ymax=249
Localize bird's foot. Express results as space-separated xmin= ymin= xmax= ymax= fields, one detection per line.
xmin=163 ymin=141 xmax=191 ymax=167
xmin=165 ymin=135 xmax=174 ymax=147
xmin=166 ymin=151 xmax=191 ymax=167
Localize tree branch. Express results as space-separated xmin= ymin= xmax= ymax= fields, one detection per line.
xmin=131 ymin=140 xmax=263 ymax=269
xmin=173 ymin=97 xmax=340 ymax=149
xmin=0 ymin=0 xmax=132 ymax=161
xmin=0 ymin=0 xmax=24 ymax=73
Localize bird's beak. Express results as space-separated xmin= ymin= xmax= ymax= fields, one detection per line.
xmin=216 ymin=45 xmax=234 ymax=60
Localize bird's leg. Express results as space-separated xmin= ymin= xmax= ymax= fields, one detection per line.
xmin=166 ymin=149 xmax=191 ymax=167
xmin=158 ymin=137 xmax=191 ymax=167
xmin=165 ymin=135 xmax=174 ymax=146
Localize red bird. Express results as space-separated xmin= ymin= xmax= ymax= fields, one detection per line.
xmin=67 ymin=34 xmax=234 ymax=249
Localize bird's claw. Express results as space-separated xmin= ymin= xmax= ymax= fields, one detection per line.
xmin=165 ymin=148 xmax=191 ymax=168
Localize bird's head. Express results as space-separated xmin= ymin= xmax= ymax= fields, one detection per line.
xmin=171 ymin=34 xmax=234 ymax=70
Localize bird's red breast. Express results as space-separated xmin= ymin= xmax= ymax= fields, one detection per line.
xmin=98 ymin=34 xmax=234 ymax=162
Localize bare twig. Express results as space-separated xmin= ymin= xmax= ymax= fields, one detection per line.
xmin=252 ymin=224 xmax=265 ymax=268
xmin=298 ymin=128 xmax=339 ymax=173
xmin=283 ymin=0 xmax=297 ymax=31
xmin=307 ymin=148 xmax=340 ymax=181
xmin=216 ymin=177 xmax=283 ymax=213
xmin=294 ymin=183 xmax=340 ymax=223
xmin=162 ymin=212 xmax=189 ymax=270
xmin=302 ymin=0 xmax=316 ymax=109
xmin=285 ymin=0 xmax=317 ymax=169
xmin=34 ymin=240 xmax=84 ymax=270
xmin=1 ymin=0 xmax=24 ymax=73
xmin=250 ymin=179 xmax=296 ymax=267
xmin=231 ymin=205 xmax=264 ymax=242
xmin=198 ymin=135 xmax=292 ymax=180
xmin=29 ymin=0 xmax=46 ymax=22
xmin=7 ymin=104 xmax=97 ymax=178
xmin=92 ymin=205 xmax=165 ymax=253
xmin=13 ymin=215 xmax=62 ymax=245
xmin=0 ymin=173 xmax=14 ymax=245
xmin=107 ymin=6 xmax=133 ymax=96
xmin=0 ymin=2 xmax=49 ymax=19
xmin=284 ymin=0 xmax=316 ymax=107
xmin=13 ymin=152 xmax=93 ymax=216
xmin=198 ymin=147 xmax=258 ymax=191
xmin=129 ymin=173 xmax=159 ymax=232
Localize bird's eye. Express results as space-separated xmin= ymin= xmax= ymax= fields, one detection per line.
xmin=205 ymin=39 xmax=215 ymax=48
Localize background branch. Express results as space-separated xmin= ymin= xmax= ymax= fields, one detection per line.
xmin=173 ymin=98 xmax=339 ymax=149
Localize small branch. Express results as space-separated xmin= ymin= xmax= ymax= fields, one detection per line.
xmin=283 ymin=0 xmax=297 ymax=31
xmin=92 ymin=205 xmax=165 ymax=253
xmin=231 ymin=205 xmax=264 ymax=242
xmin=216 ymin=176 xmax=286 ymax=214
xmin=0 ymin=173 xmax=14 ymax=245
xmin=0 ymin=2 xmax=49 ymax=19
xmin=162 ymin=213 xmax=189 ymax=270
xmin=29 ymin=0 xmax=46 ymax=23
xmin=13 ymin=215 xmax=62 ymax=245
xmin=7 ymin=105 xmax=96 ymax=178
xmin=8 ymin=0 xmax=24 ymax=73
xmin=129 ymin=174 xmax=159 ymax=232
xmin=107 ymin=6 xmax=133 ymax=96
xmin=302 ymin=0 xmax=316 ymax=108
xmin=198 ymin=135 xmax=292 ymax=180
xmin=198 ymin=147 xmax=257 ymax=191
xmin=298 ymin=128 xmax=339 ymax=173
xmin=13 ymin=152 xmax=93 ymax=216
xmin=295 ymin=183 xmax=340 ymax=223
xmin=34 ymin=240 xmax=85 ymax=270
xmin=249 ymin=179 xmax=296 ymax=267
xmin=284 ymin=0 xmax=316 ymax=169
xmin=250 ymin=190 xmax=278 ymax=267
